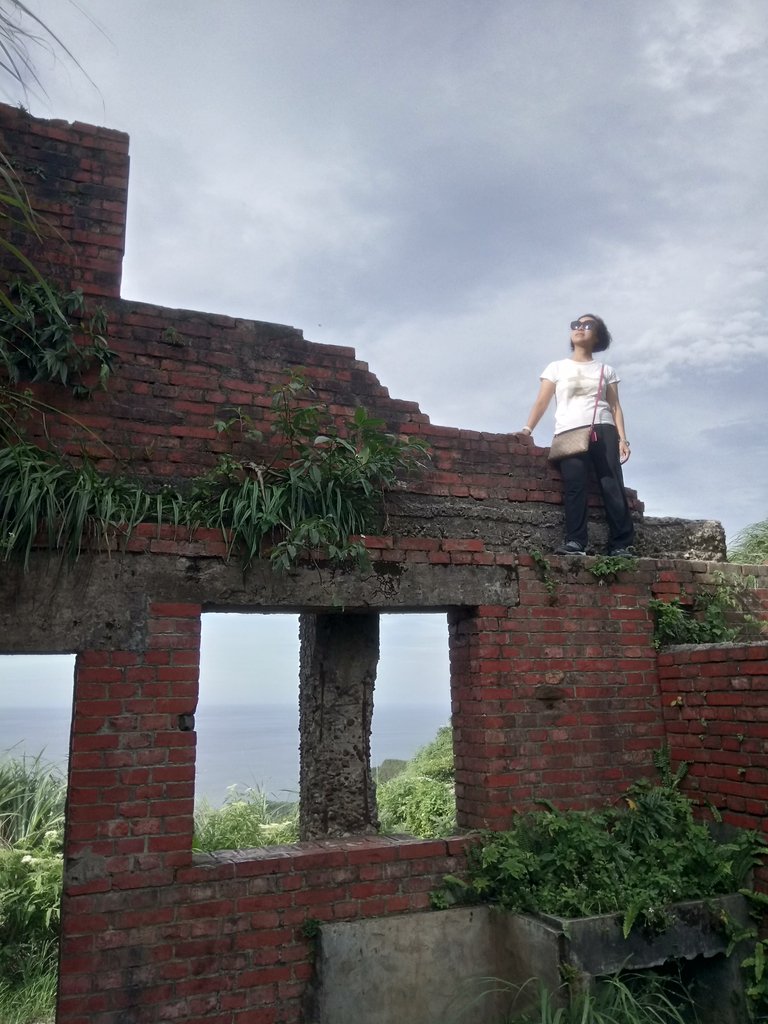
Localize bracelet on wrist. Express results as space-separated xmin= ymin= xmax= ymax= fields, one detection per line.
xmin=521 ymin=426 xmax=532 ymax=435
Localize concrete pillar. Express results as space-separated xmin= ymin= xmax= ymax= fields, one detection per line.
xmin=298 ymin=612 xmax=380 ymax=840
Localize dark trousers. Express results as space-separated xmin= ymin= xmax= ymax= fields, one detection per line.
xmin=558 ymin=423 xmax=635 ymax=551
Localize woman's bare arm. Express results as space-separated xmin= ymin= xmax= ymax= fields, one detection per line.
xmin=606 ymin=382 xmax=631 ymax=463
xmin=518 ymin=379 xmax=556 ymax=437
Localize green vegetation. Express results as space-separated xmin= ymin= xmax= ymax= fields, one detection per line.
xmin=376 ymin=724 xmax=455 ymax=838
xmin=721 ymin=889 xmax=768 ymax=1022
xmin=0 ymin=752 xmax=66 ymax=848
xmin=529 ymin=550 xmax=639 ymax=603
xmin=649 ymin=571 xmax=762 ymax=649
xmin=587 ymin=553 xmax=639 ymax=584
xmin=0 ymin=279 xmax=114 ymax=404
xmin=0 ymin=754 xmax=64 ymax=1024
xmin=436 ymin=749 xmax=765 ymax=939
xmin=452 ymin=971 xmax=695 ymax=1024
xmin=729 ymin=518 xmax=768 ymax=565
xmin=193 ymin=785 xmax=298 ymax=851
xmin=530 ymin=549 xmax=558 ymax=602
xmin=0 ymin=1 xmax=88 ymax=101
xmin=0 ymin=373 xmax=429 ymax=570
xmin=1 ymin=1 xmax=96 ymax=327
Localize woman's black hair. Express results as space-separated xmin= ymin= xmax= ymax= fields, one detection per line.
xmin=571 ymin=313 xmax=612 ymax=353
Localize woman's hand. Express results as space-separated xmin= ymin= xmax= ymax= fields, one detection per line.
xmin=607 ymin=383 xmax=631 ymax=465
xmin=519 ymin=381 xmax=556 ymax=442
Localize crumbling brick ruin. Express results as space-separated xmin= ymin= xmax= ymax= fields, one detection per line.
xmin=1 ymin=104 xmax=766 ymax=1024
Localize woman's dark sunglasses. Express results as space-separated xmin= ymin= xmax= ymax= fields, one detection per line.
xmin=570 ymin=320 xmax=596 ymax=331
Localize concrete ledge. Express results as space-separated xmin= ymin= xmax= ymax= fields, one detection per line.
xmin=537 ymin=892 xmax=748 ymax=974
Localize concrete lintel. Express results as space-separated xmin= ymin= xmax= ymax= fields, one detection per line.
xmin=0 ymin=554 xmax=517 ymax=652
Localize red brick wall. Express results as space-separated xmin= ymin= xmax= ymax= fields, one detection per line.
xmin=451 ymin=556 xmax=666 ymax=827
xmin=0 ymin=97 xmax=640 ymax=516
xmin=3 ymin=103 xmax=768 ymax=1024
xmin=14 ymin=293 xmax=606 ymax=516
xmin=60 ymin=601 xmax=469 ymax=1024
xmin=655 ymin=567 xmax=768 ymax=891
xmin=51 ymin=560 xmax=768 ymax=1023
xmin=0 ymin=104 xmax=128 ymax=299
xmin=659 ymin=644 xmax=768 ymax=832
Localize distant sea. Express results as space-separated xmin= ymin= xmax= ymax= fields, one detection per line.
xmin=0 ymin=703 xmax=450 ymax=806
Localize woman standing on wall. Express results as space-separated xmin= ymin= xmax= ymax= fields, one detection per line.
xmin=518 ymin=314 xmax=635 ymax=556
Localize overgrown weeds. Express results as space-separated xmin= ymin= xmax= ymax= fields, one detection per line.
xmin=193 ymin=785 xmax=299 ymax=851
xmin=0 ymin=373 xmax=430 ymax=570
xmin=450 ymin=970 xmax=696 ymax=1024
xmin=0 ymin=752 xmax=66 ymax=848
xmin=649 ymin=571 xmax=762 ymax=649
xmin=435 ymin=749 xmax=765 ymax=938
xmin=376 ymin=725 xmax=455 ymax=838
xmin=0 ymin=753 xmax=64 ymax=1024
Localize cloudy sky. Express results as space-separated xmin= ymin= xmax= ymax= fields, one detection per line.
xmin=1 ymin=0 xmax=767 ymax=713
xmin=11 ymin=0 xmax=767 ymax=538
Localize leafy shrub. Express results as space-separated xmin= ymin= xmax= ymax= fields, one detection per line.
xmin=0 ymin=838 xmax=62 ymax=981
xmin=377 ymin=725 xmax=456 ymax=838
xmin=193 ymin=786 xmax=298 ymax=851
xmin=649 ymin=571 xmax=762 ymax=649
xmin=448 ymin=751 xmax=765 ymax=937
xmin=377 ymin=774 xmax=455 ymax=839
xmin=407 ymin=725 xmax=455 ymax=782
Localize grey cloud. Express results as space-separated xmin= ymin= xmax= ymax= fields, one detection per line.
xmin=17 ymin=0 xmax=768 ymax=542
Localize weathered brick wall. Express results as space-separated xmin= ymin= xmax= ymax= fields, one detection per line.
xmin=450 ymin=555 xmax=665 ymax=826
xmin=655 ymin=566 xmax=768 ymax=889
xmin=1 ymin=100 xmax=730 ymax=562
xmin=56 ymin=595 xmax=470 ymax=1024
xmin=0 ymin=104 xmax=128 ymax=298
xmin=2 ymin=103 xmax=767 ymax=1023
xmin=659 ymin=643 xmax=768 ymax=831
xmin=60 ymin=828 xmax=466 ymax=1022
xmin=48 ymin=557 xmax=768 ymax=1023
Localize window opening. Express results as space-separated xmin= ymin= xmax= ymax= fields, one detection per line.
xmin=194 ymin=612 xmax=452 ymax=851
xmin=373 ymin=613 xmax=454 ymax=839
xmin=195 ymin=613 xmax=301 ymax=851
